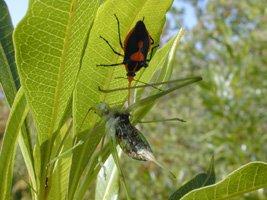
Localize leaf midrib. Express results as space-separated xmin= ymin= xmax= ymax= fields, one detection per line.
xmin=41 ymin=1 xmax=77 ymax=199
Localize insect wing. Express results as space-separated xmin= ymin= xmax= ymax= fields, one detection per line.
xmin=123 ymin=21 xmax=151 ymax=73
xmin=123 ymin=28 xmax=138 ymax=60
xmin=115 ymin=114 xmax=153 ymax=161
xmin=134 ymin=21 xmax=151 ymax=59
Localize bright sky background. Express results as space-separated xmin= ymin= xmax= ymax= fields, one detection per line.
xmin=5 ymin=0 xmax=29 ymax=27
xmin=5 ymin=0 xmax=198 ymax=29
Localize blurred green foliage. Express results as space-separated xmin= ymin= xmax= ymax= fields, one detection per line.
xmin=120 ymin=0 xmax=267 ymax=199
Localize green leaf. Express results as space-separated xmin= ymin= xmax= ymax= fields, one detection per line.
xmin=17 ymin=119 xmax=37 ymax=198
xmin=169 ymin=156 xmax=215 ymax=200
xmin=180 ymin=162 xmax=267 ymax=200
xmin=74 ymin=143 xmax=111 ymax=200
xmin=0 ymin=88 xmax=29 ymax=200
xmin=70 ymin=0 xmax=174 ymax=199
xmin=137 ymin=28 xmax=185 ymax=99
xmin=47 ymin=124 xmax=73 ymax=200
xmin=132 ymin=28 xmax=185 ymax=120
xmin=13 ymin=0 xmax=100 ymax=198
xmin=95 ymin=147 xmax=122 ymax=200
xmin=0 ymin=0 xmax=20 ymax=106
xmin=0 ymin=1 xmax=36 ymax=195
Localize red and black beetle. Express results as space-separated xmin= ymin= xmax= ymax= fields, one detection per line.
xmin=97 ymin=14 xmax=158 ymax=105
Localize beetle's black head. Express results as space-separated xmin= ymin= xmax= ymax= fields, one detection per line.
xmin=134 ymin=21 xmax=147 ymax=40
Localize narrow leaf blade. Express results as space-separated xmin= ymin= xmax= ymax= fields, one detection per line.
xmin=0 ymin=88 xmax=29 ymax=200
xmin=0 ymin=0 xmax=19 ymax=106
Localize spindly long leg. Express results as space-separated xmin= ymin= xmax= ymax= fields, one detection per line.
xmin=108 ymin=118 xmax=131 ymax=200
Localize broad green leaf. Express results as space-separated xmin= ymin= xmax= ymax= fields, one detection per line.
xmin=13 ymin=0 xmax=100 ymax=198
xmin=70 ymin=0 xmax=174 ymax=199
xmin=169 ymin=156 xmax=215 ymax=200
xmin=95 ymin=147 xmax=122 ymax=200
xmin=181 ymin=162 xmax=267 ymax=200
xmin=0 ymin=88 xmax=29 ymax=200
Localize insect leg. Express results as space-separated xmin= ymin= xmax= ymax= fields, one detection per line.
xmin=108 ymin=119 xmax=131 ymax=200
xmin=98 ymin=131 xmax=108 ymax=179
xmin=99 ymin=36 xmax=123 ymax=57
xmin=115 ymin=77 xmax=164 ymax=92
xmin=137 ymin=118 xmax=186 ymax=123
xmin=98 ymin=76 xmax=202 ymax=94
xmin=96 ymin=63 xmax=124 ymax=67
xmin=150 ymin=35 xmax=155 ymax=45
xmin=147 ymin=45 xmax=159 ymax=62
xmin=110 ymin=140 xmax=131 ymax=200
xmin=16 ymin=172 xmax=37 ymax=193
xmin=48 ymin=122 xmax=104 ymax=165
xmin=127 ymin=76 xmax=202 ymax=112
xmin=114 ymin=14 xmax=123 ymax=49
xmin=143 ymin=150 xmax=176 ymax=178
